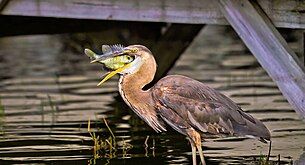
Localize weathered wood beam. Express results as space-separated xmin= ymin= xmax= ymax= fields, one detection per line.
xmin=1 ymin=0 xmax=305 ymax=29
xmin=216 ymin=0 xmax=305 ymax=118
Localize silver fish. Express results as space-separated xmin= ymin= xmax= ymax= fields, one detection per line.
xmin=85 ymin=44 xmax=125 ymax=63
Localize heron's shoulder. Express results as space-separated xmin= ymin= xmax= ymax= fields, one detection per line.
xmin=159 ymin=75 xmax=196 ymax=81
xmin=156 ymin=75 xmax=203 ymax=87
xmin=154 ymin=75 xmax=213 ymax=95
xmin=153 ymin=75 xmax=215 ymax=101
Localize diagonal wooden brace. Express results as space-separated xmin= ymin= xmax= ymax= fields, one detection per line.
xmin=216 ymin=0 xmax=305 ymax=119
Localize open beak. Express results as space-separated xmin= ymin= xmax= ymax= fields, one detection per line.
xmin=84 ymin=46 xmax=132 ymax=86
xmin=97 ymin=62 xmax=131 ymax=86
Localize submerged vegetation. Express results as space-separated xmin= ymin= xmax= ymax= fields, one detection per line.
xmin=47 ymin=94 xmax=59 ymax=125
xmin=256 ymin=154 xmax=272 ymax=165
xmin=38 ymin=94 xmax=59 ymax=125
xmin=87 ymin=118 xmax=133 ymax=164
xmin=255 ymin=154 xmax=291 ymax=165
xmin=253 ymin=141 xmax=293 ymax=165
xmin=257 ymin=141 xmax=271 ymax=165
xmin=0 ymin=96 xmax=5 ymax=136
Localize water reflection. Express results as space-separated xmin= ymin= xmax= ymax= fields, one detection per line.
xmin=0 ymin=26 xmax=303 ymax=164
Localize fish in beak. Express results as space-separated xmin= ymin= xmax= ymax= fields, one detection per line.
xmin=84 ymin=45 xmax=135 ymax=86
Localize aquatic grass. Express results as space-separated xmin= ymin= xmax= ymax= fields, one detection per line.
xmin=87 ymin=118 xmax=133 ymax=164
xmin=143 ymin=135 xmax=156 ymax=157
xmin=255 ymin=141 xmax=276 ymax=165
xmin=256 ymin=154 xmax=293 ymax=165
xmin=121 ymin=137 xmax=133 ymax=158
xmin=37 ymin=95 xmax=60 ymax=125
xmin=103 ymin=118 xmax=116 ymax=150
xmin=0 ymin=96 xmax=4 ymax=118
xmin=88 ymin=118 xmax=104 ymax=161
xmin=39 ymin=99 xmax=45 ymax=124
xmin=47 ymin=94 xmax=58 ymax=125
xmin=87 ymin=118 xmax=116 ymax=163
xmin=0 ymin=96 xmax=5 ymax=136
xmin=257 ymin=154 xmax=272 ymax=165
xmin=54 ymin=74 xmax=65 ymax=101
xmin=144 ymin=136 xmax=149 ymax=157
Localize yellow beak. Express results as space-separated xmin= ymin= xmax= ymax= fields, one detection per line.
xmin=97 ymin=63 xmax=131 ymax=86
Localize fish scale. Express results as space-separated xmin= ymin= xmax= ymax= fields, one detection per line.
xmin=85 ymin=45 xmax=134 ymax=70
xmin=102 ymin=44 xmax=125 ymax=54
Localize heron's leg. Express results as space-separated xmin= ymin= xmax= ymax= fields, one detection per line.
xmin=186 ymin=129 xmax=206 ymax=165
xmin=189 ymin=138 xmax=197 ymax=165
xmin=196 ymin=141 xmax=206 ymax=165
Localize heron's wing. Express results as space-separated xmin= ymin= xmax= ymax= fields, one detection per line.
xmin=127 ymin=101 xmax=167 ymax=133
xmin=152 ymin=75 xmax=270 ymax=140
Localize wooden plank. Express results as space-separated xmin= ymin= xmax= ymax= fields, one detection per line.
xmin=0 ymin=0 xmax=225 ymax=24
xmin=1 ymin=0 xmax=305 ymax=29
xmin=216 ymin=0 xmax=305 ymax=118
xmin=256 ymin=0 xmax=305 ymax=29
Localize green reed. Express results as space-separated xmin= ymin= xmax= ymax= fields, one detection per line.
xmin=87 ymin=118 xmax=133 ymax=164
xmin=47 ymin=94 xmax=58 ymax=125
xmin=257 ymin=154 xmax=272 ymax=165
xmin=255 ymin=141 xmax=276 ymax=165
xmin=0 ymin=96 xmax=4 ymax=118
xmin=54 ymin=74 xmax=65 ymax=101
xmin=37 ymin=94 xmax=59 ymax=126
xmin=0 ymin=96 xmax=5 ymax=135
xmin=39 ymin=99 xmax=45 ymax=124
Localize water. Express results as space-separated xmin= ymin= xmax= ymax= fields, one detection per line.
xmin=0 ymin=26 xmax=304 ymax=164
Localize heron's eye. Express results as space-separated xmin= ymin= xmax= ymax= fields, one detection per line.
xmin=131 ymin=48 xmax=138 ymax=53
xmin=127 ymin=56 xmax=133 ymax=61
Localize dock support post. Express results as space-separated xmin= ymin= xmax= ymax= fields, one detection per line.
xmin=216 ymin=0 xmax=305 ymax=118
xmin=0 ymin=0 xmax=9 ymax=12
xmin=152 ymin=24 xmax=203 ymax=82
xmin=295 ymin=30 xmax=305 ymax=67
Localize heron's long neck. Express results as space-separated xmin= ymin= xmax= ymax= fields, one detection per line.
xmin=118 ymin=56 xmax=156 ymax=108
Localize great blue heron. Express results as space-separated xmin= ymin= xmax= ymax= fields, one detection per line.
xmin=85 ymin=44 xmax=271 ymax=165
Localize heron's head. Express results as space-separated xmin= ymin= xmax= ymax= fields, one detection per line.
xmin=85 ymin=44 xmax=154 ymax=86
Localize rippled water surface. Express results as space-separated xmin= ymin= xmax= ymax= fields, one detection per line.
xmin=0 ymin=26 xmax=304 ymax=164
